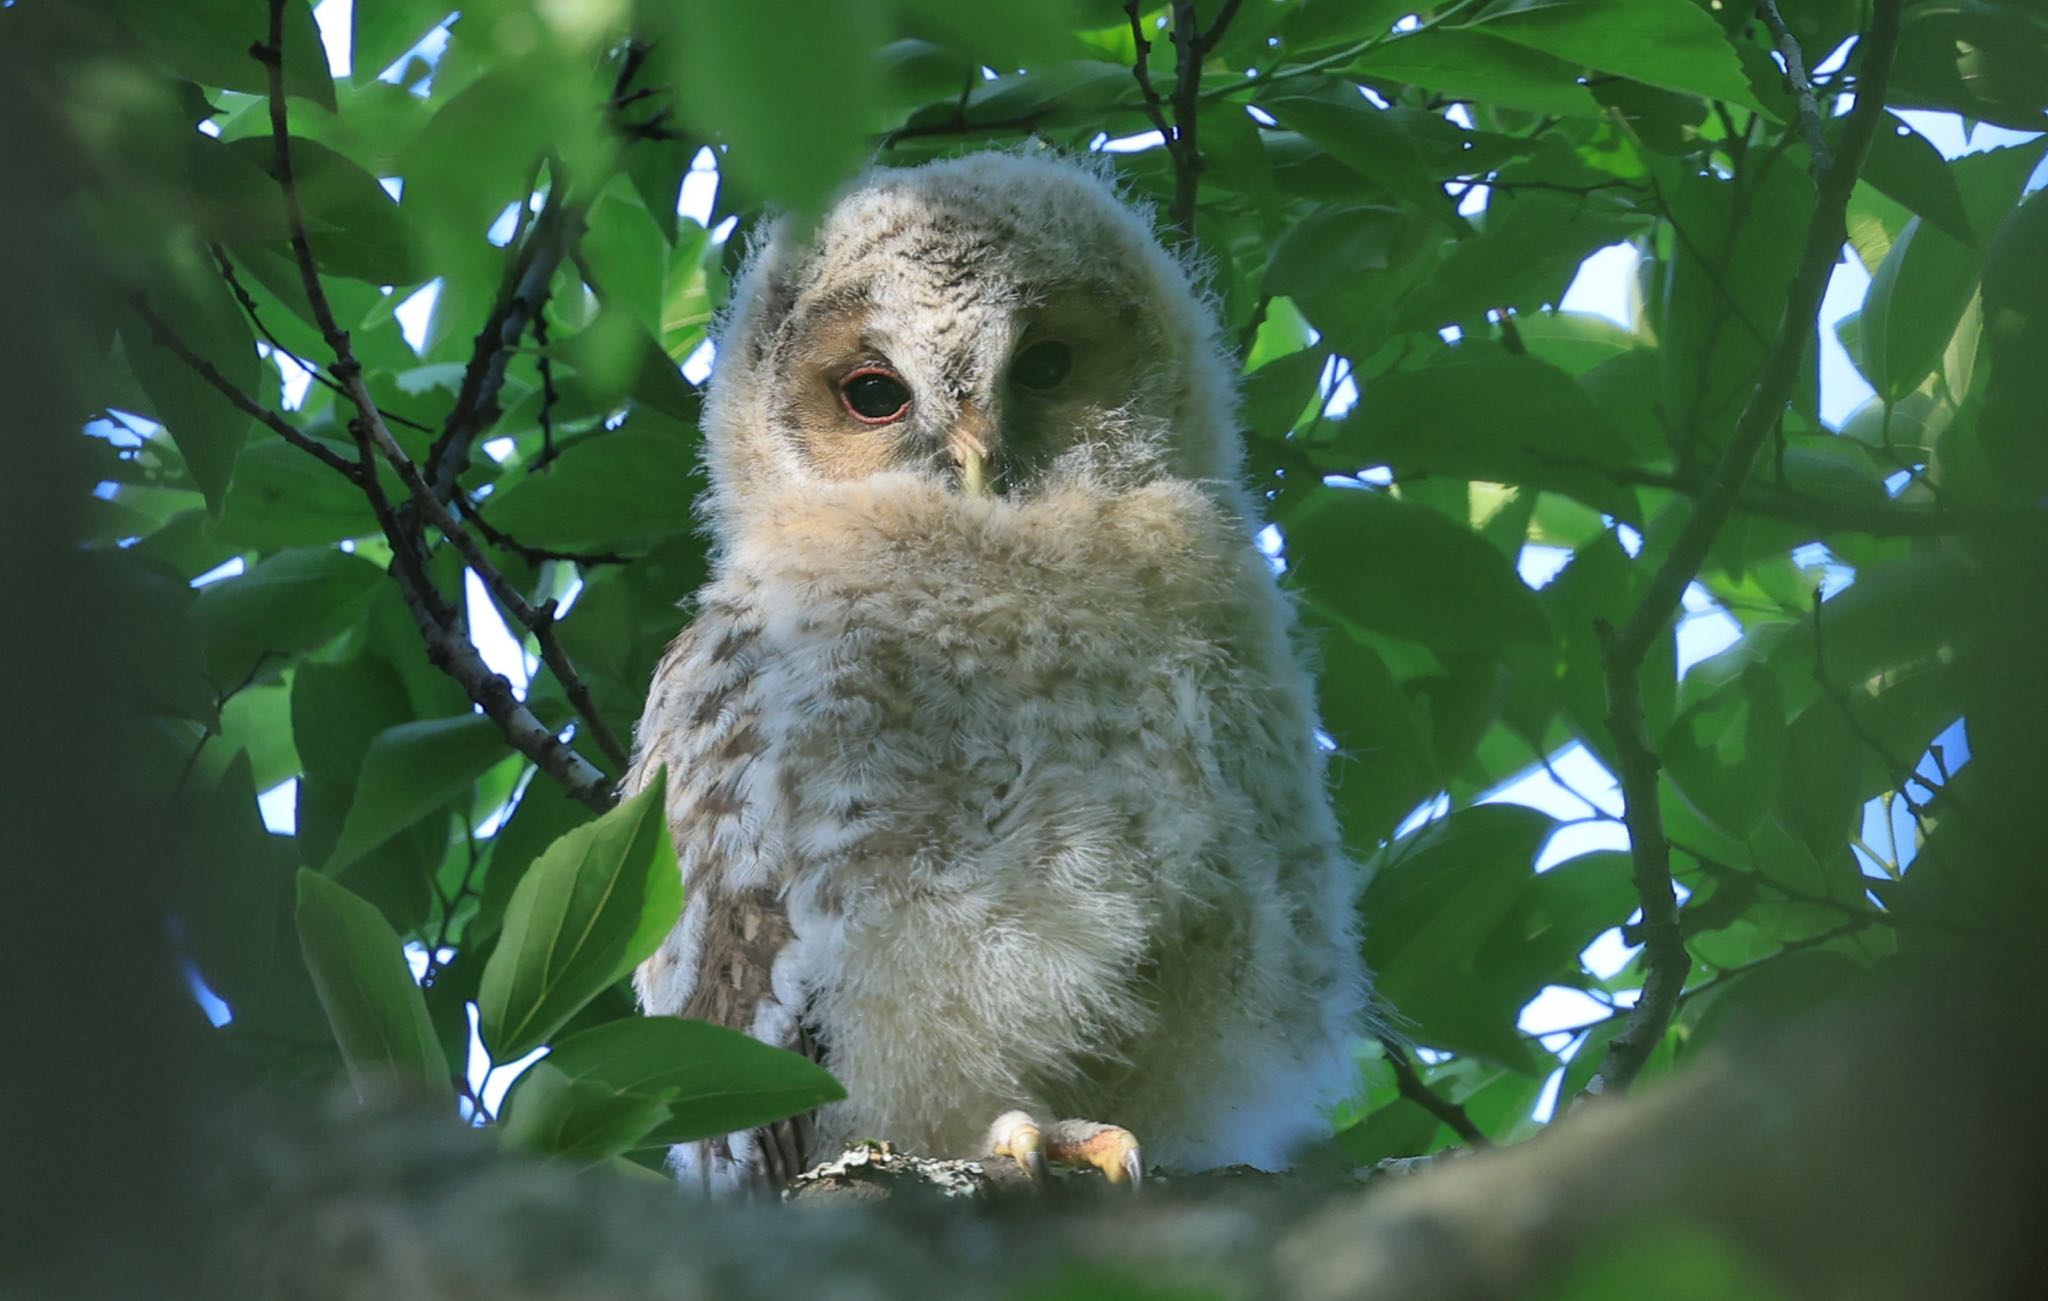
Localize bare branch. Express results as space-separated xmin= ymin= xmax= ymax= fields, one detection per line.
xmin=1758 ymin=0 xmax=1833 ymax=175
xmin=1123 ymin=0 xmax=1246 ymax=242
xmin=1584 ymin=0 xmax=1905 ymax=1099
xmin=126 ymin=293 xmax=361 ymax=480
xmin=251 ymin=0 xmax=616 ymax=809
xmin=1379 ymin=1036 xmax=1491 ymax=1149
xmin=206 ymin=243 xmax=434 ymax=435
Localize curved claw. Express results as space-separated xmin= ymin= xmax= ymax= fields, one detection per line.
xmin=1048 ymin=1119 xmax=1143 ymax=1192
xmin=987 ymin=1110 xmax=1047 ymax=1184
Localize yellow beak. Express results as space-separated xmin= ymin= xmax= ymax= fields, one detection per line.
xmin=958 ymin=443 xmax=989 ymax=497
xmin=951 ymin=403 xmax=997 ymax=497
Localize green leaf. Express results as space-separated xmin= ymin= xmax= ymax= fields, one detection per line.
xmin=580 ymin=192 xmax=669 ymax=336
xmin=1327 ymin=351 xmax=1640 ymax=520
xmin=122 ymin=262 xmax=261 ymax=516
xmin=1977 ymin=188 xmax=2048 ymax=502
xmin=485 ymin=425 xmax=700 ymax=551
xmin=216 ymin=435 xmax=378 ymax=548
xmin=527 ymin=1016 xmax=845 ymax=1148
xmin=497 ymin=1063 xmax=671 ymax=1163
xmin=1858 ymin=217 xmax=1981 ymax=404
xmin=1308 ymin=616 xmax=1440 ymax=851
xmin=1471 ymin=0 xmax=1757 ymax=108
xmin=295 ymin=869 xmax=452 ymax=1099
xmin=1478 ymin=849 xmax=1636 ymax=999
xmin=1284 ymin=488 xmax=1551 ymax=653
xmin=323 ymin=715 xmax=509 ymax=875
xmin=1264 ymin=91 xmax=1464 ymax=229
xmin=478 ymin=773 xmax=682 ymax=1059
xmin=1861 ymin=116 xmax=1978 ymax=248
xmin=1398 ymin=193 xmax=1642 ymax=333
xmin=1350 ymin=28 xmax=1603 ymax=118
xmin=652 ymin=0 xmax=883 ymax=218
xmin=195 ymin=546 xmax=386 ymax=686
xmin=1661 ymin=663 xmax=1788 ymax=840
xmin=1360 ymin=803 xmax=1557 ymax=1072
xmin=224 ymin=136 xmax=425 ymax=286
xmin=351 ymin=1 xmax=450 ymax=86
xmin=113 ymin=0 xmax=336 ymax=110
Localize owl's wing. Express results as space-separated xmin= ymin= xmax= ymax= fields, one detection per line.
xmin=626 ymin=609 xmax=819 ymax=1189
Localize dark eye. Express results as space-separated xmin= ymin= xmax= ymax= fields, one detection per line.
xmin=1013 ymin=340 xmax=1073 ymax=391
xmin=839 ymin=367 xmax=912 ymax=424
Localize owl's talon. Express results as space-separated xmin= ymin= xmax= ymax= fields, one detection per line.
xmin=1046 ymin=1118 xmax=1144 ymax=1192
xmin=987 ymin=1110 xmax=1047 ymax=1182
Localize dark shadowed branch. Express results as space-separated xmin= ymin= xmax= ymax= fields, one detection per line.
xmin=1379 ymin=1036 xmax=1491 ymax=1149
xmin=1584 ymin=0 xmax=1904 ymax=1098
xmin=1123 ymin=0 xmax=1246 ymax=242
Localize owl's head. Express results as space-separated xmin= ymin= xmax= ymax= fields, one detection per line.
xmin=699 ymin=151 xmax=1245 ymax=527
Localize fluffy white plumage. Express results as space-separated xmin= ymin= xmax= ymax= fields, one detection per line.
xmin=627 ymin=150 xmax=1367 ymax=1192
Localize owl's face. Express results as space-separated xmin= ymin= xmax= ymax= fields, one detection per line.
xmin=746 ymin=164 xmax=1195 ymax=500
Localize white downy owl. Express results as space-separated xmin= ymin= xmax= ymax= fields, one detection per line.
xmin=626 ymin=150 xmax=1367 ymax=1193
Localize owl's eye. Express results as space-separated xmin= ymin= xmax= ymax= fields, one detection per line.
xmin=1013 ymin=340 xmax=1073 ymax=391
xmin=839 ymin=367 xmax=912 ymax=424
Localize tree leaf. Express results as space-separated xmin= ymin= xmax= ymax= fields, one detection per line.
xmin=1858 ymin=217 xmax=1981 ymax=404
xmin=498 ymin=1063 xmax=671 ymax=1163
xmin=651 ymin=0 xmax=883 ymax=218
xmin=1861 ymin=115 xmax=1978 ymax=248
xmin=1360 ymin=803 xmax=1557 ymax=1072
xmin=484 ymin=425 xmax=701 ymax=551
xmin=351 ymin=0 xmax=450 ymax=86
xmin=1471 ymin=0 xmax=1757 ymax=108
xmin=478 ymin=772 xmax=681 ymax=1059
xmin=1397 ymin=194 xmax=1643 ymax=333
xmin=1264 ymin=91 xmax=1464 ymax=229
xmin=1327 ymin=350 xmax=1641 ymax=520
xmin=194 ymin=546 xmax=386 ymax=686
xmin=1350 ymin=28 xmax=1603 ymax=118
xmin=528 ymin=1016 xmax=846 ymax=1148
xmin=295 ymin=869 xmax=452 ymax=1100
xmin=225 ymin=136 xmax=426 ymax=286
xmin=322 ymin=715 xmax=509 ymax=875
xmin=1661 ymin=662 xmax=1788 ymax=840
xmin=1284 ymin=488 xmax=1552 ymax=653
xmin=113 ymin=0 xmax=336 ymax=110
xmin=121 ymin=262 xmax=261 ymax=517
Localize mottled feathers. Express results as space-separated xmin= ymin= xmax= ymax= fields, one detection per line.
xmin=626 ymin=150 xmax=1367 ymax=1193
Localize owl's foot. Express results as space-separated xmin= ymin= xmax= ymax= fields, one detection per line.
xmin=986 ymin=1111 xmax=1144 ymax=1189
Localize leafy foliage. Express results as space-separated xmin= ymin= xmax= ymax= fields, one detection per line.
xmin=21 ymin=0 xmax=2045 ymax=1191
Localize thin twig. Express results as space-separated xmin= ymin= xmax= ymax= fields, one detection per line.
xmin=1758 ymin=0 xmax=1833 ymax=175
xmin=250 ymin=1 xmax=616 ymax=809
xmin=1584 ymin=0 xmax=1905 ymax=1099
xmin=127 ymin=294 xmax=362 ymax=480
xmin=454 ymin=494 xmax=629 ymax=567
xmin=1380 ymin=1036 xmax=1491 ymax=1149
xmin=207 ymin=243 xmax=435 ymax=435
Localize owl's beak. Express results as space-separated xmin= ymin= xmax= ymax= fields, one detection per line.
xmin=950 ymin=403 xmax=998 ymax=497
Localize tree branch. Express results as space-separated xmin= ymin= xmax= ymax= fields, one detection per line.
xmin=250 ymin=0 xmax=616 ymax=810
xmin=1122 ymin=1 xmax=1246 ymax=243
xmin=1379 ymin=1036 xmax=1491 ymax=1149
xmin=126 ymin=293 xmax=361 ymax=480
xmin=1584 ymin=0 xmax=1905 ymax=1098
xmin=1758 ymin=0 xmax=1833 ymax=175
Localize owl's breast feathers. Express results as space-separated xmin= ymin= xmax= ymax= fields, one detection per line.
xmin=630 ymin=472 xmax=1362 ymax=1179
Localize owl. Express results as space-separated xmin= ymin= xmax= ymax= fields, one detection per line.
xmin=626 ymin=150 xmax=1367 ymax=1194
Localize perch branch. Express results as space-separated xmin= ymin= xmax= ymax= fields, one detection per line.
xmin=251 ymin=0 xmax=616 ymax=809
xmin=1380 ymin=1037 xmax=1491 ymax=1149
xmin=1583 ymin=0 xmax=1904 ymax=1098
